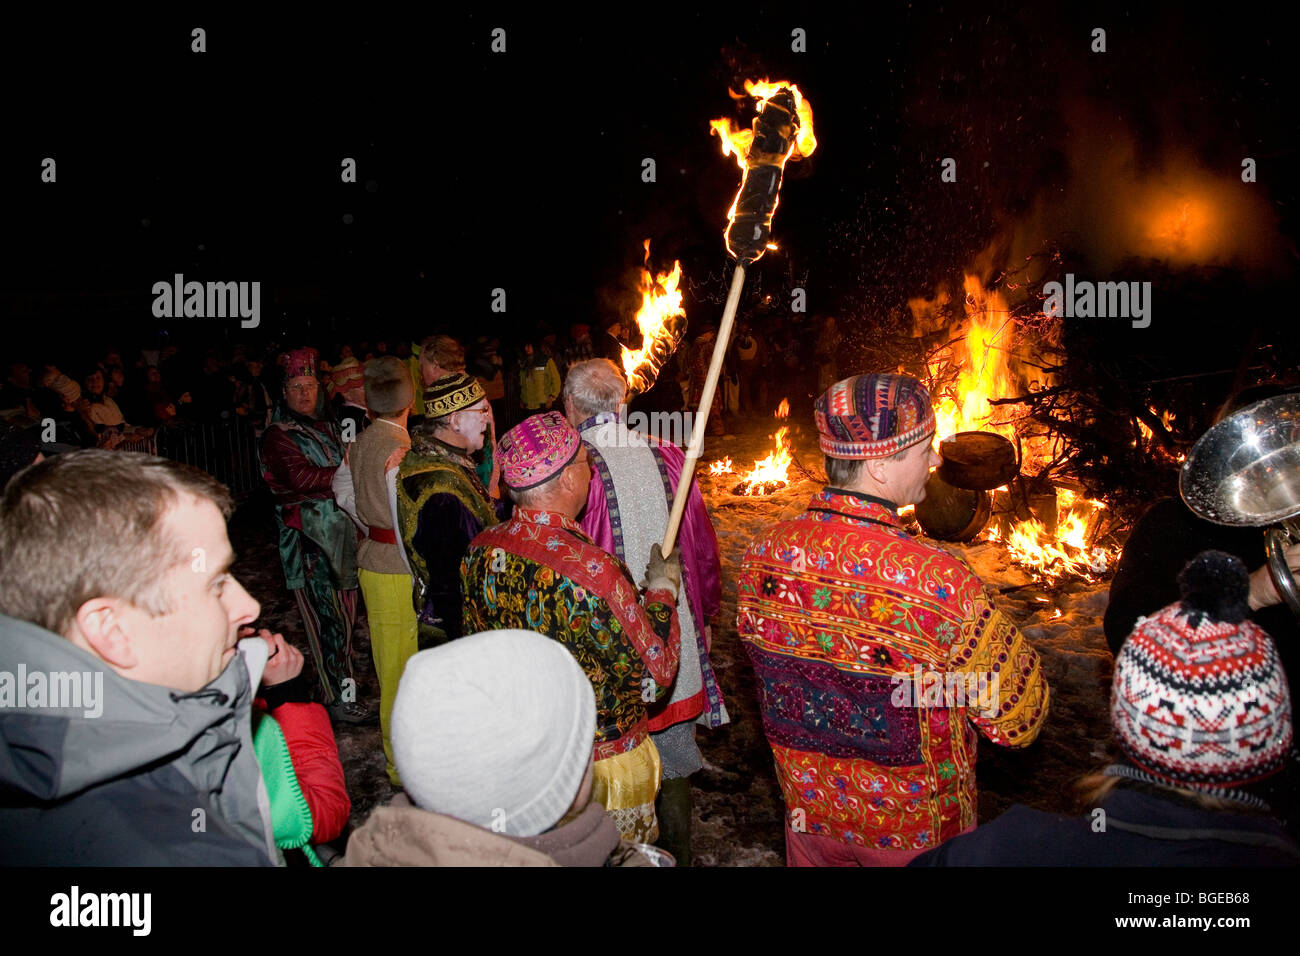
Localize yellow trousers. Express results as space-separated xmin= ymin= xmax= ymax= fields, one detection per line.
xmin=592 ymin=736 xmax=662 ymax=843
xmin=358 ymin=568 xmax=419 ymax=786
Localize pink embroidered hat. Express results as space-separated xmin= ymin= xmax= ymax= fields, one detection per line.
xmin=499 ymin=411 xmax=580 ymax=491
xmin=815 ymin=373 xmax=936 ymax=459
xmin=279 ymin=347 xmax=319 ymax=381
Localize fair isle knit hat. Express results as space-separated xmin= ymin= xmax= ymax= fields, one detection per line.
xmin=391 ymin=629 xmax=597 ymax=838
xmin=328 ymin=356 xmax=365 ymax=398
xmin=423 ymin=372 xmax=486 ymax=419
xmin=50 ymin=374 xmax=81 ymax=406
xmin=815 ymin=374 xmax=937 ymax=459
xmin=499 ymin=411 xmax=580 ymax=491
xmin=1111 ymin=551 xmax=1293 ymax=796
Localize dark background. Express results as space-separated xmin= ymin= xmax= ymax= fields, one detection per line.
xmin=3 ymin=4 xmax=1297 ymax=373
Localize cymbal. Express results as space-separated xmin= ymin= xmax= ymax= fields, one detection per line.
xmin=1180 ymin=393 xmax=1300 ymax=527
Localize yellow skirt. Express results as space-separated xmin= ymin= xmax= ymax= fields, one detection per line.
xmin=592 ymin=737 xmax=662 ymax=843
xmin=357 ymin=568 xmax=419 ymax=787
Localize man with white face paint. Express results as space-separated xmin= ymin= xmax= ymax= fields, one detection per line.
xmin=395 ymin=373 xmax=510 ymax=647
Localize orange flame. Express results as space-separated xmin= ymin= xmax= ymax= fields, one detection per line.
xmin=929 ymin=276 xmax=1020 ymax=444
xmin=709 ymin=80 xmax=817 ymax=170
xmin=987 ymin=489 xmax=1117 ymax=584
xmin=708 ymin=456 xmax=734 ymax=476
xmin=620 ymin=239 xmax=687 ymax=393
xmin=734 ymin=426 xmax=794 ymax=495
xmin=710 ymin=79 xmax=816 ymax=261
xmin=918 ymin=276 xmax=1122 ymax=582
xmin=775 ymin=398 xmax=790 ymax=419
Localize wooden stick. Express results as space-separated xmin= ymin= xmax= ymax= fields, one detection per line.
xmin=661 ymin=262 xmax=747 ymax=557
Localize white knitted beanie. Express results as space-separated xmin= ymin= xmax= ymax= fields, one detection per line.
xmin=391 ymin=629 xmax=597 ymax=837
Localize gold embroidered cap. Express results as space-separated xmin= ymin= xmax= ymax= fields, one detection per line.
xmin=424 ymin=372 xmax=486 ymax=418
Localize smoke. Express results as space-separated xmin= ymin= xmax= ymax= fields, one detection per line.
xmin=988 ymin=100 xmax=1289 ymax=287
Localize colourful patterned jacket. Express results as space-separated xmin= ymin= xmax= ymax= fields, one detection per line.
xmin=462 ymin=508 xmax=680 ymax=760
xmin=737 ymin=488 xmax=1050 ymax=852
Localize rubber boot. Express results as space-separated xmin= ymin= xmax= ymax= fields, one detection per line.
xmin=654 ymin=776 xmax=694 ymax=867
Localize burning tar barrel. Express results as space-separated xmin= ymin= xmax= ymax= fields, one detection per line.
xmin=915 ymin=472 xmax=992 ymax=542
xmin=726 ymin=87 xmax=801 ymax=264
xmin=937 ymin=431 xmax=1019 ymax=491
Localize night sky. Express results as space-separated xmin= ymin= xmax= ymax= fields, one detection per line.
xmin=4 ymin=5 xmax=1297 ymax=366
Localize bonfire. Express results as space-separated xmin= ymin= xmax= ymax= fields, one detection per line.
xmin=923 ymin=275 xmax=1120 ymax=584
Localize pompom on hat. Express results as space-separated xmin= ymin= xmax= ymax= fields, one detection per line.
xmin=391 ymin=629 xmax=597 ymax=838
xmin=499 ymin=411 xmax=580 ymax=491
xmin=815 ymin=374 xmax=937 ymax=459
xmin=1110 ymin=550 xmax=1293 ymax=799
xmin=423 ymin=372 xmax=485 ymax=419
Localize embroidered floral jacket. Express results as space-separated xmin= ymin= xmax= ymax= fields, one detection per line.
xmin=737 ymin=488 xmax=1050 ymax=852
xmin=461 ymin=508 xmax=680 ymax=760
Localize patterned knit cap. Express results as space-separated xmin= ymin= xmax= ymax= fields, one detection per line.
xmin=815 ymin=374 xmax=937 ymax=459
xmin=423 ymin=372 xmax=486 ymax=419
xmin=499 ymin=411 xmax=580 ymax=491
xmin=328 ymin=356 xmax=365 ymax=397
xmin=1111 ymin=550 xmax=1293 ymax=794
xmin=49 ymin=374 xmax=81 ymax=406
xmin=279 ymin=347 xmax=318 ymax=381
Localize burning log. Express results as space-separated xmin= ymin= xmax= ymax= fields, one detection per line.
xmin=730 ymin=425 xmax=794 ymax=497
xmin=621 ymin=239 xmax=688 ymax=395
xmin=985 ymin=487 xmax=1119 ymax=585
xmin=660 ymin=79 xmax=816 ymax=557
xmin=709 ymin=82 xmax=816 ymax=263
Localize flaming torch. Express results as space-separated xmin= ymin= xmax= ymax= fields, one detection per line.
xmin=661 ymin=79 xmax=816 ymax=555
xmin=622 ymin=239 xmax=688 ymax=395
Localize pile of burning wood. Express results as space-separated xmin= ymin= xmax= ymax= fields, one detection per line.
xmin=707 ymin=400 xmax=795 ymax=497
xmin=908 ymin=276 xmax=1124 ymax=585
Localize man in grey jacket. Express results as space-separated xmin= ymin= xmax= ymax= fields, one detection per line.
xmin=0 ymin=450 xmax=280 ymax=865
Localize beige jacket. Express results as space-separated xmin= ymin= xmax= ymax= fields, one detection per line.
xmin=344 ymin=795 xmax=651 ymax=867
xmin=349 ymin=417 xmax=411 ymax=575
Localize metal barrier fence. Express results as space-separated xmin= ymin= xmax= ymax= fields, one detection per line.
xmin=114 ymin=432 xmax=159 ymax=456
xmin=155 ymin=419 xmax=263 ymax=497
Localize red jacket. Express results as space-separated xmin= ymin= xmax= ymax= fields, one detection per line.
xmin=256 ymin=695 xmax=351 ymax=845
xmin=737 ymin=488 xmax=1049 ymax=852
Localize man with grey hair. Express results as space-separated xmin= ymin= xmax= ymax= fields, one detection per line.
xmin=562 ymin=358 xmax=726 ymax=866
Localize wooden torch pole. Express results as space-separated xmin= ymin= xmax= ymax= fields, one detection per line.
xmin=661 ymin=261 xmax=747 ymax=557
